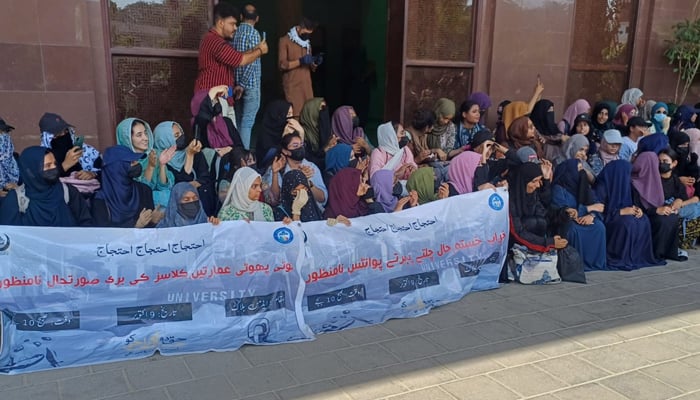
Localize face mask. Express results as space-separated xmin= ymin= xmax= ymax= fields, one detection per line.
xmin=288 ymin=147 xmax=305 ymax=161
xmin=42 ymin=168 xmax=60 ymax=184
xmin=654 ymin=113 xmax=666 ymax=122
xmin=352 ymin=116 xmax=360 ymax=128
xmin=178 ymin=201 xmax=201 ymax=219
xmin=677 ymin=147 xmax=689 ymax=158
xmin=127 ymin=164 xmax=142 ymax=179
xmin=50 ymin=133 xmax=74 ymax=159
xmin=243 ymin=10 xmax=258 ymax=20
xmin=175 ymin=135 xmax=187 ymax=151
xmin=392 ymin=182 xmax=403 ymax=197
xmin=361 ymin=187 xmax=375 ymax=201
xmin=398 ymin=137 xmax=409 ymax=148
xmin=659 ymin=162 xmax=673 ymax=174
xmin=299 ymin=33 xmax=310 ymax=41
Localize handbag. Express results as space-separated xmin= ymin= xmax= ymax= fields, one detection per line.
xmin=556 ymin=246 xmax=586 ymax=283
xmin=509 ymin=244 xmax=561 ymax=284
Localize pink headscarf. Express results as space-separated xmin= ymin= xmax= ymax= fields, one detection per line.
xmin=612 ymin=104 xmax=637 ymax=126
xmin=448 ymin=151 xmax=482 ymax=194
xmin=559 ymin=99 xmax=590 ymax=132
xmin=332 ymin=106 xmax=365 ymax=145
xmin=190 ymin=90 xmax=233 ymax=149
xmin=631 ymin=152 xmax=664 ymax=209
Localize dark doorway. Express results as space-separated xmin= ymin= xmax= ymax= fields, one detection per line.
xmin=224 ymin=0 xmax=388 ymax=144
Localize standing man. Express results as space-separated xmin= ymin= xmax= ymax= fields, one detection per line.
xmin=232 ymin=3 xmax=262 ymax=150
xmin=195 ymin=3 xmax=268 ymax=94
xmin=279 ymin=17 xmax=321 ymax=118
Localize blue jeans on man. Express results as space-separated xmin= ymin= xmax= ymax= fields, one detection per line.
xmin=235 ymin=86 xmax=260 ymax=150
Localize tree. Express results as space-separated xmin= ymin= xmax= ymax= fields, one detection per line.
xmin=665 ymin=18 xmax=700 ymax=104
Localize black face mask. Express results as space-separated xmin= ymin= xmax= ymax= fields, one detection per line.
xmin=677 ymin=147 xmax=690 ymax=158
xmin=178 ymin=201 xmax=201 ymax=219
xmin=175 ymin=135 xmax=187 ymax=151
xmin=299 ymin=33 xmax=310 ymax=41
xmin=361 ymin=187 xmax=375 ymax=201
xmin=50 ymin=133 xmax=74 ymax=161
xmin=398 ymin=137 xmax=409 ymax=149
xmin=42 ymin=168 xmax=60 ymax=184
xmin=287 ymin=147 xmax=305 ymax=161
xmin=243 ymin=10 xmax=258 ymax=20
xmin=127 ymin=164 xmax=142 ymax=179
xmin=352 ymin=116 xmax=360 ymax=128
xmin=659 ymin=162 xmax=673 ymax=174
xmin=392 ymin=182 xmax=403 ymax=197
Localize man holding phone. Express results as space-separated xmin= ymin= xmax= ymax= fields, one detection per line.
xmin=279 ymin=17 xmax=322 ymax=118
xmin=232 ymin=3 xmax=263 ymax=150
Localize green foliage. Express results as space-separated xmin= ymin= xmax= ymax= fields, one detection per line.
xmin=665 ymin=19 xmax=700 ymax=104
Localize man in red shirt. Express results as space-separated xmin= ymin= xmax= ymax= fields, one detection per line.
xmin=194 ymin=3 xmax=268 ymax=92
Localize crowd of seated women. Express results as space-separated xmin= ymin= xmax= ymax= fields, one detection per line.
xmin=1 ymin=83 xmax=700 ymax=280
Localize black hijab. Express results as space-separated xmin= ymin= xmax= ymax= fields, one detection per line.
xmin=278 ymin=169 xmax=323 ymax=222
xmin=530 ymin=99 xmax=560 ymax=136
xmin=256 ymin=100 xmax=292 ymax=166
xmin=508 ymin=162 xmax=544 ymax=218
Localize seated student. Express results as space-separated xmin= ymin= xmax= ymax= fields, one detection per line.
xmin=507 ymin=116 xmax=544 ymax=159
xmin=593 ymin=160 xmax=664 ymax=270
xmin=631 ymin=152 xmax=685 ymax=261
xmin=551 ymin=159 xmax=607 ymax=270
xmin=91 ymin=145 xmax=163 ymax=228
xmin=650 ymin=102 xmax=671 ymax=135
xmin=563 ymin=134 xmax=596 ymax=183
xmin=406 ymin=166 xmax=449 ymax=205
xmin=151 ymin=121 xmax=184 ymax=207
xmin=612 ymin=104 xmax=638 ymax=133
xmin=406 ymin=109 xmax=445 ymax=165
xmin=658 ymin=149 xmax=700 ymax=250
xmin=672 ymin=105 xmax=699 ymax=131
xmin=530 ymin=99 xmax=566 ymax=163
xmin=589 ymin=129 xmax=623 ymax=176
xmin=255 ymin=99 xmax=298 ymax=166
xmin=262 ymin=132 xmax=327 ymax=208
xmin=468 ymin=91 xmax=492 ymax=125
xmin=324 ymin=141 xmax=354 ymax=179
xmin=218 ymin=166 xmax=274 ymax=222
xmin=369 ymin=121 xmax=416 ymax=179
xmin=117 ymin=117 xmax=172 ymax=192
xmin=0 ymin=117 xmax=19 ymax=197
xmin=324 ymin=167 xmax=383 ymax=218
xmin=451 ymin=100 xmax=484 ymax=156
xmin=0 ymin=146 xmax=91 ymax=226
xmin=447 ymin=150 xmax=482 ymax=195
xmin=157 ymin=182 xmax=220 ymax=227
xmin=668 ymin=128 xmax=700 ymax=192
xmin=572 ymin=113 xmax=597 ymax=156
xmin=191 ymin=85 xmax=243 ymax=155
xmin=619 ymin=117 xmax=651 ymax=161
xmin=470 ymin=129 xmax=519 ymax=190
xmin=39 ymin=112 xmax=101 ymax=180
xmin=369 ymin=169 xmax=418 ymax=213
xmin=636 ymin=132 xmax=669 ymax=156
xmin=558 ymin=99 xmax=590 ymax=135
xmin=508 ymin=161 xmax=567 ymax=253
xmin=493 ymin=99 xmax=511 ymax=144
xmin=428 ymin=98 xmax=457 ymax=159
xmin=300 ymin=97 xmax=332 ymax=170
xmin=590 ymin=101 xmax=615 ymax=143
xmin=273 ymin=169 xmax=325 ymax=222
xmin=332 ymin=105 xmax=372 ymax=159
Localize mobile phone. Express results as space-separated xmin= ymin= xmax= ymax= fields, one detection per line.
xmin=227 ymin=86 xmax=234 ymax=98
xmin=262 ymin=31 xmax=266 ymax=41
xmin=193 ymin=125 xmax=201 ymax=142
xmin=73 ymin=136 xmax=84 ymax=148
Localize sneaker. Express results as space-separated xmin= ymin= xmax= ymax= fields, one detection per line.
xmin=678 ymin=249 xmax=689 ymax=262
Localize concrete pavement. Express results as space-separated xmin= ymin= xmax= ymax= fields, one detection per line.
xmin=2 ymin=252 xmax=700 ymax=400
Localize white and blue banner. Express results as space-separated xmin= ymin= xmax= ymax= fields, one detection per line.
xmin=0 ymin=189 xmax=508 ymax=374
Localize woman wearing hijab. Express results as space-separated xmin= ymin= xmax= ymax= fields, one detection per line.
xmin=502 ymin=101 xmax=529 ymax=135
xmin=530 ymin=99 xmax=565 ymax=163
xmin=631 ymin=152 xmax=684 ymax=261
xmin=612 ymin=104 xmax=638 ymax=133
xmin=551 ymin=159 xmax=606 ymax=270
xmin=406 ymin=166 xmax=449 ymax=204
xmin=428 ymin=98 xmax=457 ymax=158
xmin=621 ymin=88 xmax=644 ymax=111
xmin=151 ymin=121 xmax=182 ymax=207
xmin=0 ymin=118 xmax=19 ymax=196
xmin=641 ymin=99 xmax=657 ymax=121
xmin=324 ymin=167 xmax=382 ymax=218
xmin=218 ymin=166 xmax=274 ymax=222
xmin=468 ymin=92 xmax=492 ymax=125
xmin=92 ymin=145 xmax=162 ymax=228
xmin=370 ymin=169 xmax=418 ymax=213
xmin=563 ymin=134 xmax=595 ymax=183
xmin=447 ymin=150 xmax=482 ymax=195
xmin=589 ymin=129 xmax=623 ymax=176
xmin=658 ymin=149 xmax=700 ymax=250
xmin=369 ymin=122 xmax=417 ymax=179
xmin=593 ymin=160 xmax=663 ymax=269
xmin=332 ymin=105 xmax=372 ymax=158
xmin=157 ymin=182 xmax=219 ymax=228
xmin=508 ymin=162 xmax=567 ymax=253
xmin=636 ymin=133 xmax=669 ymax=156
xmin=191 ymin=86 xmax=242 ymax=152
xmin=0 ymin=147 xmax=91 ymax=226
xmin=39 ymin=112 xmax=101 ymax=179
xmin=507 ymin=116 xmax=544 ymax=159
xmin=590 ymin=102 xmax=614 ymax=143
xmin=558 ymin=99 xmax=590 ymax=135
xmin=299 ymin=97 xmax=332 ymax=169
xmin=256 ymin=100 xmax=294 ymax=165
xmin=273 ymin=169 xmax=324 ymax=222
xmin=672 ymin=105 xmax=699 ymax=131
xmin=325 ymin=142 xmax=354 ymax=178
xmin=650 ymin=102 xmax=670 ymax=135
xmin=117 ymin=117 xmax=172 ymax=192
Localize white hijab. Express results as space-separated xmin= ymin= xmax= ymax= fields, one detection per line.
xmin=221 ymin=167 xmax=266 ymax=221
xmin=377 ymin=122 xmax=404 ymax=172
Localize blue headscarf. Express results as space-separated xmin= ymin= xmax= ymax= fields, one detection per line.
xmin=13 ymin=147 xmax=75 ymax=226
xmin=673 ymin=105 xmax=699 ymax=131
xmin=594 ymin=160 xmax=633 ymax=221
xmin=554 ymin=159 xmax=592 ymax=205
xmin=157 ymin=182 xmax=208 ymax=228
xmin=651 ymin=102 xmax=669 ymax=134
xmin=153 ymin=121 xmax=186 ymax=171
xmin=637 ymin=133 xmax=669 ymax=155
xmin=95 ymin=145 xmax=144 ymax=224
xmin=325 ymin=143 xmax=353 ymax=175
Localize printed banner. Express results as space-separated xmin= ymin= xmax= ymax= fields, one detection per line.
xmin=0 ymin=189 xmax=508 ymax=374
xmin=300 ymin=189 xmax=508 ymax=333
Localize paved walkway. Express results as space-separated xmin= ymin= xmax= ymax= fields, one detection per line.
xmin=2 ymin=252 xmax=700 ymax=400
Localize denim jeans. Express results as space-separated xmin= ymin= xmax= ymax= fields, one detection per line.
xmin=235 ymin=86 xmax=261 ymax=150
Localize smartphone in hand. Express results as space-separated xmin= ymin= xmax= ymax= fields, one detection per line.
xmin=73 ymin=136 xmax=84 ymax=148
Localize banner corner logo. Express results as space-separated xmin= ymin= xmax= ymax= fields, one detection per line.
xmin=273 ymin=228 xmax=294 ymax=244
xmin=0 ymin=234 xmax=10 ymax=253
xmin=488 ymin=193 xmax=504 ymax=211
